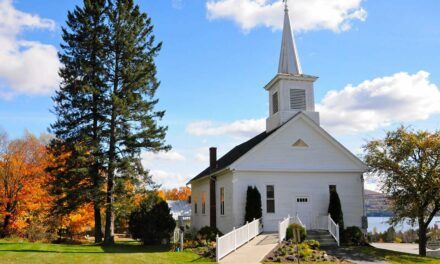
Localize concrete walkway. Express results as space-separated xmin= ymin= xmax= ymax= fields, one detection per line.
xmin=219 ymin=233 xmax=278 ymax=264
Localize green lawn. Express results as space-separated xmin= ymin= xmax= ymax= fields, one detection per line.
xmin=0 ymin=240 xmax=213 ymax=264
xmin=354 ymin=246 xmax=440 ymax=264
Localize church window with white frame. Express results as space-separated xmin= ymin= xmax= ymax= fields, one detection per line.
xmin=266 ymin=185 xmax=275 ymax=213
xmin=220 ymin=187 xmax=225 ymax=215
xmin=202 ymin=192 xmax=206 ymax=214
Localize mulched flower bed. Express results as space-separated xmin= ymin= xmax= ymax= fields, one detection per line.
xmin=264 ymin=240 xmax=348 ymax=263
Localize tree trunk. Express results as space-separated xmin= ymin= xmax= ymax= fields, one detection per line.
xmin=104 ymin=94 xmax=117 ymax=245
xmin=419 ymin=219 xmax=427 ymax=256
xmin=2 ymin=202 xmax=12 ymax=237
xmin=104 ymin=168 xmax=115 ymax=244
xmin=93 ymin=202 xmax=102 ymax=243
xmin=2 ymin=214 xmax=11 ymax=237
xmin=104 ymin=146 xmax=115 ymax=244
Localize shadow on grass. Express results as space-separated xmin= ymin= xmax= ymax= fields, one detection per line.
xmin=0 ymin=242 xmax=171 ymax=254
xmin=100 ymin=244 xmax=170 ymax=253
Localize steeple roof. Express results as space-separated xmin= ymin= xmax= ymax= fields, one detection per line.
xmin=278 ymin=1 xmax=302 ymax=75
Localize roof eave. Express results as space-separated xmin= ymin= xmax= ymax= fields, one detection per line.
xmin=186 ymin=167 xmax=230 ymax=185
xmin=264 ymin=73 xmax=318 ymax=91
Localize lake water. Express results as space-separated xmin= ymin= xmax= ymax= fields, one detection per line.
xmin=368 ymin=216 xmax=440 ymax=233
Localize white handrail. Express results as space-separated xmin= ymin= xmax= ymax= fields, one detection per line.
xmin=278 ymin=215 xmax=290 ymax=243
xmin=327 ymin=214 xmax=340 ymax=246
xmin=290 ymin=213 xmax=304 ymax=227
xmin=216 ymin=218 xmax=262 ymax=262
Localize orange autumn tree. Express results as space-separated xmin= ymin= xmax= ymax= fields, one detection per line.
xmin=60 ymin=203 xmax=95 ymax=236
xmin=0 ymin=133 xmax=52 ymax=237
xmin=158 ymin=187 xmax=191 ymax=201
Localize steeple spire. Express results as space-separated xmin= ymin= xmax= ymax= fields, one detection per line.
xmin=278 ymin=0 xmax=302 ymax=75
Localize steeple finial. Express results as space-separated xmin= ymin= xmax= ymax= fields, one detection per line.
xmin=278 ymin=0 xmax=302 ymax=75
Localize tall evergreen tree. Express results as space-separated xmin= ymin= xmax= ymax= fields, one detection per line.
xmin=49 ymin=0 xmax=108 ymax=243
xmin=244 ymin=186 xmax=262 ymax=224
xmin=328 ymin=188 xmax=344 ymax=234
xmin=103 ymin=0 xmax=169 ymax=244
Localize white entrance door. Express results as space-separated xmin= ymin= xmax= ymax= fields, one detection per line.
xmin=295 ymin=197 xmax=312 ymax=229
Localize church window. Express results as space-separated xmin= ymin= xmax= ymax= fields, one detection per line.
xmin=290 ymin=89 xmax=306 ymax=110
xmin=202 ymin=192 xmax=206 ymax=214
xmin=272 ymin=92 xmax=279 ymax=114
xmin=220 ymin=187 xmax=225 ymax=215
xmin=194 ymin=193 xmax=198 ymax=214
xmin=297 ymin=197 xmax=308 ymax=203
xmin=266 ymin=185 xmax=275 ymax=213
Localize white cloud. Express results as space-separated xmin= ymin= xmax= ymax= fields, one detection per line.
xmin=195 ymin=152 xmax=209 ymax=162
xmin=149 ymin=169 xmax=190 ymax=189
xmin=0 ymin=0 xmax=60 ymax=99
xmin=142 ymin=150 xmax=186 ymax=165
xmin=318 ymin=71 xmax=440 ymax=135
xmin=206 ymin=0 xmax=367 ymax=32
xmin=172 ymin=0 xmax=184 ymax=9
xmin=364 ymin=177 xmax=381 ymax=192
xmin=186 ymin=118 xmax=265 ymax=138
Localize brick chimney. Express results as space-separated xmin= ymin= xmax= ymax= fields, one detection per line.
xmin=209 ymin=147 xmax=217 ymax=228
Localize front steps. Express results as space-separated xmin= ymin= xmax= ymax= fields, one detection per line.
xmin=306 ymin=229 xmax=338 ymax=247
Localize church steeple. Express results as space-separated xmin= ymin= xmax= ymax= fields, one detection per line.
xmin=264 ymin=0 xmax=319 ymax=132
xmin=278 ymin=1 xmax=302 ymax=75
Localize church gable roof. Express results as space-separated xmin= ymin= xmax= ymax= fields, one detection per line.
xmin=188 ymin=112 xmax=366 ymax=185
xmin=188 ymin=128 xmax=278 ymax=183
xmin=231 ymin=112 xmax=366 ymax=172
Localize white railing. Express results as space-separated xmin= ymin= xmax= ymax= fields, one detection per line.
xmin=278 ymin=216 xmax=290 ymax=242
xmin=327 ymin=214 xmax=340 ymax=246
xmin=216 ymin=218 xmax=262 ymax=262
xmin=278 ymin=214 xmax=305 ymax=243
xmin=290 ymin=214 xmax=304 ymax=227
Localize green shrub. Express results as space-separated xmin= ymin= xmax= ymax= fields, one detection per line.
xmin=129 ymin=194 xmax=176 ymax=245
xmin=304 ymin=239 xmax=320 ymax=250
xmin=328 ymin=188 xmax=344 ymax=233
xmin=342 ymin=226 xmax=365 ymax=246
xmin=197 ymin=226 xmax=223 ymax=241
xmin=286 ymin=223 xmax=306 ymax=242
xmin=244 ymin=186 xmax=262 ymax=224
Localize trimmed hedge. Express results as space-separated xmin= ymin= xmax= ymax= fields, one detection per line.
xmin=197 ymin=226 xmax=223 ymax=241
xmin=342 ymin=226 xmax=365 ymax=246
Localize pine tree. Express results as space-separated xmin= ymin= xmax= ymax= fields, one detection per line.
xmin=328 ymin=188 xmax=344 ymax=234
xmin=49 ymin=0 xmax=108 ymax=243
xmin=50 ymin=0 xmax=168 ymax=244
xmin=103 ymin=0 xmax=169 ymax=244
xmin=244 ymin=186 xmax=262 ymax=223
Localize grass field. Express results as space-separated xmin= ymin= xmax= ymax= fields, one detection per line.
xmin=2 ymin=240 xmax=440 ymax=264
xmin=354 ymin=246 xmax=440 ymax=264
xmin=0 ymin=240 xmax=213 ymax=264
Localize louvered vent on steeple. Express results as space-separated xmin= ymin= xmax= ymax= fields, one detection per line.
xmin=290 ymin=89 xmax=306 ymax=110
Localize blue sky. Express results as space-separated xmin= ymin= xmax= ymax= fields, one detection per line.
xmin=1 ymin=0 xmax=440 ymax=190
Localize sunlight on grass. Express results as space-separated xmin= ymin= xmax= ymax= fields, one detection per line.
xmin=355 ymin=246 xmax=440 ymax=264
xmin=0 ymin=240 xmax=213 ymax=264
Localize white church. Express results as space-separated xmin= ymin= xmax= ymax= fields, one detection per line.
xmin=188 ymin=4 xmax=367 ymax=234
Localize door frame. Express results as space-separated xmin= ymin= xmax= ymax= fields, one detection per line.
xmin=294 ymin=195 xmax=312 ymax=229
